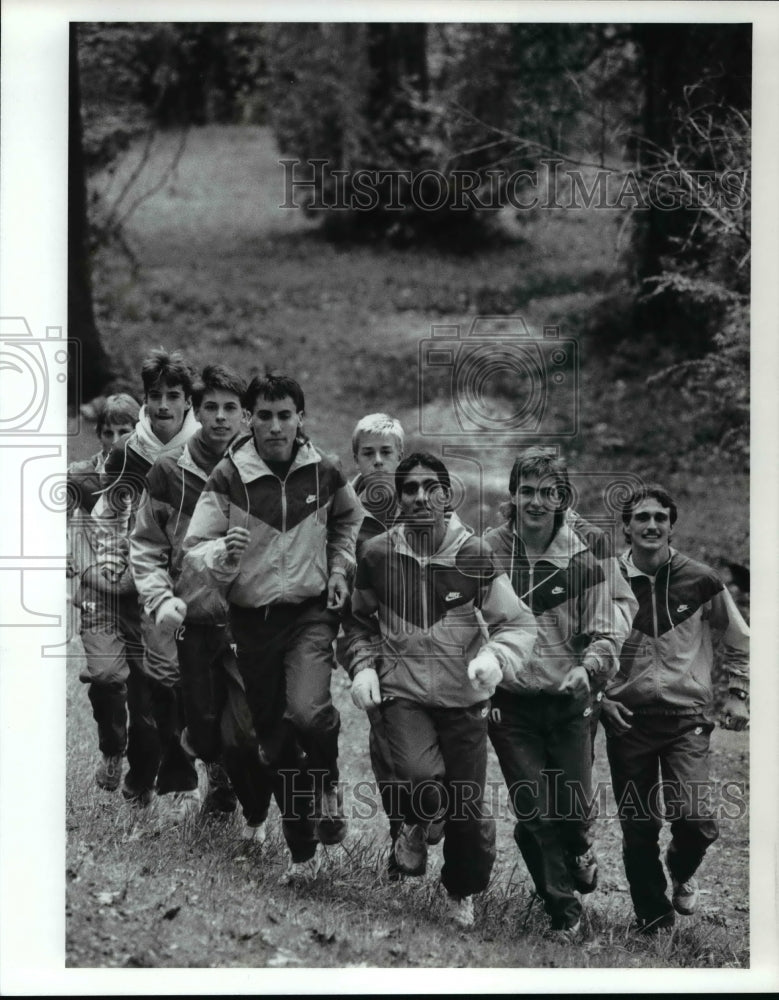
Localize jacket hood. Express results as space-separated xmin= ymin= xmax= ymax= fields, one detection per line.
xmin=133 ymin=405 xmax=199 ymax=463
xmin=389 ymin=511 xmax=473 ymax=564
xmin=227 ymin=433 xmax=320 ymax=484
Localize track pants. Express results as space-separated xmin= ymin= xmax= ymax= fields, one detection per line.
xmin=605 ymin=712 xmax=719 ymax=923
xmin=370 ymin=696 xmax=496 ymax=899
xmin=488 ymin=688 xmax=594 ymax=930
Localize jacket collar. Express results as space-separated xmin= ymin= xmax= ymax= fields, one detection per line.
xmin=228 ymin=434 xmax=321 ymax=485
xmin=178 ymin=442 xmax=207 ymax=481
xmin=497 ymin=519 xmax=586 ymax=567
xmin=390 ymin=512 xmax=473 ymax=565
xmin=620 ymin=547 xmax=678 ymax=579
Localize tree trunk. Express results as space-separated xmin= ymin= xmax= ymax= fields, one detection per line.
xmin=69 ymin=23 xmax=114 ymax=406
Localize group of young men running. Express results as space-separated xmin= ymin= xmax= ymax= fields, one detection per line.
xmin=67 ymin=347 xmax=750 ymax=937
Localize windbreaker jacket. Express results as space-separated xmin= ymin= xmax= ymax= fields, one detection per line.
xmin=182 ymin=434 xmax=362 ymax=608
xmin=90 ymin=407 xmax=199 ymax=585
xmin=351 ymin=471 xmax=400 ymax=558
xmin=67 ymin=451 xmax=135 ymax=603
xmin=608 ymin=548 xmax=750 ymax=715
xmin=342 ymin=514 xmax=537 ymax=708
xmin=483 ymin=520 xmax=636 ymax=695
xmin=130 ymin=440 xmax=227 ymax=624
xmin=94 ymin=406 xmax=200 ymax=530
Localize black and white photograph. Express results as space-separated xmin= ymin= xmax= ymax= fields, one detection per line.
xmin=0 ymin=1 xmax=777 ymax=994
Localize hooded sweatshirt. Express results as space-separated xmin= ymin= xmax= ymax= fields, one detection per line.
xmin=343 ymin=513 xmax=537 ymax=708
xmin=608 ymin=548 xmax=750 ymax=716
xmin=89 ymin=405 xmax=199 ymax=586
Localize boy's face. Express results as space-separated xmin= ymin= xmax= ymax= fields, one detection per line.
xmin=99 ymin=419 xmax=134 ymax=454
xmin=625 ymin=497 xmax=673 ymax=559
xmin=355 ymin=433 xmax=402 ymax=477
xmin=250 ymin=394 xmax=303 ymax=463
xmin=397 ymin=463 xmax=448 ymax=533
xmin=195 ymin=389 xmax=246 ymax=453
xmin=513 ymin=474 xmax=561 ymax=540
xmin=145 ymin=380 xmax=191 ymax=444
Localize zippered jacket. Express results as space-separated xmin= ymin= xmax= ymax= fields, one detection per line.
xmin=483 ymin=519 xmax=636 ymax=695
xmin=182 ymin=434 xmax=362 ymax=608
xmin=67 ymin=451 xmax=135 ymax=603
xmin=342 ymin=513 xmax=537 ymax=708
xmin=89 ymin=407 xmax=199 ymax=587
xmin=130 ymin=438 xmax=227 ymax=624
xmin=608 ymin=548 xmax=750 ymax=715
xmin=351 ymin=471 xmax=399 ymax=558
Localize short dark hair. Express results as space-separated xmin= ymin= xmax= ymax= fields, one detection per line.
xmin=503 ymin=446 xmax=571 ymax=535
xmin=141 ymin=347 xmax=195 ymax=397
xmin=244 ymin=373 xmax=305 ymax=414
xmin=395 ymin=451 xmax=452 ymax=498
xmin=192 ymin=364 xmax=247 ymax=409
xmin=621 ymin=483 xmax=678 ymax=528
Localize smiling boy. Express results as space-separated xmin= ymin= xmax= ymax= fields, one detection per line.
xmin=344 ymin=452 xmax=536 ymax=929
xmin=601 ymin=483 xmax=749 ymax=932
xmin=483 ymin=447 xmax=634 ymax=936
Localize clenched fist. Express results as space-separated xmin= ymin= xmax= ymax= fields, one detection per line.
xmin=467 ymin=648 xmax=502 ymax=695
xmin=351 ymin=668 xmax=381 ymax=710
xmin=155 ymin=596 xmax=187 ymax=631
xmin=224 ymin=526 xmax=251 ymax=565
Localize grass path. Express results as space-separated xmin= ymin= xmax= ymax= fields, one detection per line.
xmin=66 ymin=124 xmax=750 ymax=971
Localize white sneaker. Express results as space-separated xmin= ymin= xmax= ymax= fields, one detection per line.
xmin=445 ymin=893 xmax=475 ymax=929
xmin=666 ymin=847 xmax=700 ymax=915
xmin=671 ymin=876 xmax=700 ymax=915
xmin=241 ymin=819 xmax=267 ymax=844
xmin=549 ymin=917 xmax=582 ymax=942
xmin=278 ymin=848 xmax=321 ymax=885
xmin=167 ymin=788 xmax=201 ymax=825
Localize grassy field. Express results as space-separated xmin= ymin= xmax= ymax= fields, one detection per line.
xmin=65 ymin=124 xmax=750 ymax=975
xmin=66 ymin=617 xmax=749 ymax=972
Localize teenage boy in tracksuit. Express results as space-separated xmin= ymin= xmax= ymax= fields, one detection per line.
xmin=343 ymin=452 xmax=537 ymax=930
xmin=342 ymin=414 xmax=405 ymax=845
xmin=93 ymin=348 xmax=200 ymax=809
xmin=601 ymin=484 xmax=749 ymax=933
xmin=130 ymin=364 xmax=268 ymax=832
xmin=483 ymin=447 xmax=635 ymax=936
xmin=67 ymin=393 xmax=140 ymax=791
xmin=183 ymin=373 xmax=363 ymax=880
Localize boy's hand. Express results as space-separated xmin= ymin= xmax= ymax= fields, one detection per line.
xmin=224 ymin=526 xmax=251 ymax=565
xmin=467 ymin=648 xmax=502 ymax=695
xmin=98 ymin=546 xmax=128 ymax=584
xmin=720 ymin=692 xmax=749 ymax=731
xmin=351 ymin=667 xmax=381 ymax=710
xmin=327 ymin=570 xmax=349 ymax=610
xmin=601 ymin=697 xmax=633 ymax=734
xmin=558 ymin=665 xmax=590 ymax=698
xmin=155 ymin=596 xmax=187 ymax=631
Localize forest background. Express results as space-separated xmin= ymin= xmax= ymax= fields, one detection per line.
xmin=2 ymin=8 xmax=775 ymax=992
